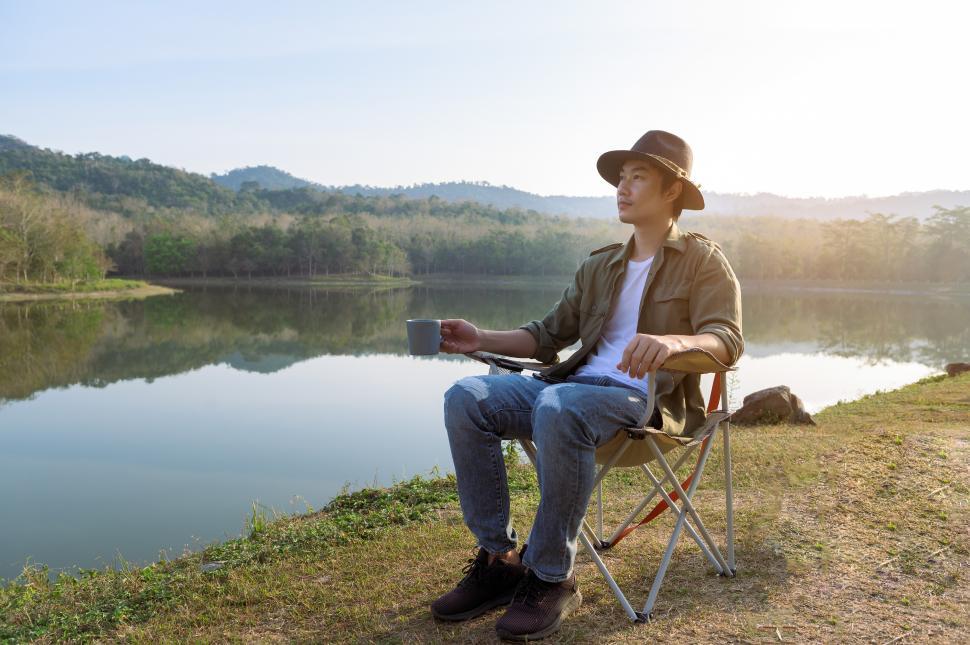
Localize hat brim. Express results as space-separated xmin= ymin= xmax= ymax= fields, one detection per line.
xmin=597 ymin=150 xmax=705 ymax=210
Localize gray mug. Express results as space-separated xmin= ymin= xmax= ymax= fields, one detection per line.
xmin=407 ymin=319 xmax=442 ymax=355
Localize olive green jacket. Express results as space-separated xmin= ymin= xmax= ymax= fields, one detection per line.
xmin=519 ymin=220 xmax=744 ymax=438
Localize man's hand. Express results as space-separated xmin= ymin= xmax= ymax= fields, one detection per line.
xmin=617 ymin=334 xmax=688 ymax=379
xmin=440 ymin=319 xmax=482 ymax=354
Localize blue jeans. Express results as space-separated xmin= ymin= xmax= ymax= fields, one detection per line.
xmin=443 ymin=372 xmax=658 ymax=583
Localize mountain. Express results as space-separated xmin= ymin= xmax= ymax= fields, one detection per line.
xmin=211 ymin=165 xmax=317 ymax=191
xmin=0 ymin=134 xmax=33 ymax=153
xmin=333 ymin=181 xmax=614 ymax=217
xmin=3 ymin=135 xmax=967 ymax=221
xmin=0 ymin=136 xmax=553 ymax=228
xmin=210 ymin=168 xmax=577 ymax=212
xmin=332 ymin=184 xmax=970 ymax=222
xmin=215 ymin=164 xmax=970 ymax=221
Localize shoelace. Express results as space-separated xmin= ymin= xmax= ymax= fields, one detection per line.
xmin=456 ymin=551 xmax=488 ymax=587
xmin=511 ymin=572 xmax=552 ymax=607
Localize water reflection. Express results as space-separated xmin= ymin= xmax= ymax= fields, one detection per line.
xmin=0 ymin=282 xmax=966 ymax=580
xmin=0 ymin=355 xmax=481 ymax=582
xmin=2 ymin=284 xmax=966 ymax=406
xmin=742 ymin=287 xmax=970 ymax=366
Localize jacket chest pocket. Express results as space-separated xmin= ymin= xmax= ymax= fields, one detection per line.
xmin=579 ymin=300 xmax=608 ymax=342
xmin=649 ymin=284 xmax=692 ymax=333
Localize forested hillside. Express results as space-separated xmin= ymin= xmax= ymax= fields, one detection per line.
xmin=0 ymin=135 xmax=259 ymax=216
xmin=1 ymin=135 xmax=968 ymax=285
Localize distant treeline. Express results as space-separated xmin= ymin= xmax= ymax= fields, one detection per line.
xmin=701 ymin=209 xmax=970 ymax=284
xmin=1 ymin=168 xmax=968 ymax=285
xmin=0 ymin=172 xmax=610 ymax=282
xmin=109 ymin=205 xmax=970 ymax=283
xmin=110 ymin=224 xmax=593 ymax=279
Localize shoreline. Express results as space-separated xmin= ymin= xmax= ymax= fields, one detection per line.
xmin=1 ymin=371 xmax=967 ymax=641
xmin=24 ymin=273 xmax=964 ymax=298
xmin=738 ymin=279 xmax=970 ymax=298
xmin=406 ymin=273 xmax=970 ymax=297
xmin=147 ymin=275 xmax=420 ymax=289
xmin=0 ymin=283 xmax=179 ymax=303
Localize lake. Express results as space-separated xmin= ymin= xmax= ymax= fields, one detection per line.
xmin=1 ymin=281 xmax=967 ymax=582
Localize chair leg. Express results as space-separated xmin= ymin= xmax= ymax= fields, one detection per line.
xmin=518 ymin=438 xmax=537 ymax=465
xmin=639 ymin=462 xmax=724 ymax=574
xmin=642 ymin=493 xmax=691 ymax=619
xmin=579 ymin=530 xmax=646 ymax=622
xmin=646 ymin=437 xmax=731 ymax=574
xmin=723 ymin=422 xmax=736 ymax=575
xmin=581 ymin=517 xmax=600 ymax=546
xmin=518 ymin=435 xmax=727 ymax=623
xmin=720 ymin=373 xmax=737 ymax=575
xmin=597 ymin=481 xmax=604 ymax=542
xmin=642 ymin=434 xmax=721 ymax=617
xmin=604 ymin=447 xmax=697 ymax=546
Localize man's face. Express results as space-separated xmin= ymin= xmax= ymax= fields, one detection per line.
xmin=616 ymin=159 xmax=680 ymax=225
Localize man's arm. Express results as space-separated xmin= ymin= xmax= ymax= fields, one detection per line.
xmin=440 ymin=261 xmax=585 ymax=362
xmin=672 ymin=332 xmax=730 ymax=364
xmin=616 ymin=332 xmax=728 ymax=379
xmin=439 ymin=322 xmax=538 ymax=358
xmin=687 ymin=244 xmax=743 ymax=364
xmin=618 ymin=244 xmax=743 ymax=378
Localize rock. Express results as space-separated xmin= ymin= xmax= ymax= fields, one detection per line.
xmin=945 ymin=362 xmax=970 ymax=377
xmin=730 ymin=385 xmax=816 ymax=426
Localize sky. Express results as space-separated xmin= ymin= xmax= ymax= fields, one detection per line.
xmin=1 ymin=0 xmax=967 ymax=198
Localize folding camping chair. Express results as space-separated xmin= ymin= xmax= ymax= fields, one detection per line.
xmin=464 ymin=348 xmax=737 ymax=623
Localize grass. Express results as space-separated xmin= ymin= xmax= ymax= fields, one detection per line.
xmin=0 ymin=279 xmax=178 ymax=302
xmin=1 ymin=373 xmax=968 ymax=642
xmin=0 ymin=278 xmax=148 ymax=294
xmin=0 ymin=473 xmax=466 ymax=642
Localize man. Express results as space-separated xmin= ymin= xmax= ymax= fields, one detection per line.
xmin=432 ymin=130 xmax=743 ymax=641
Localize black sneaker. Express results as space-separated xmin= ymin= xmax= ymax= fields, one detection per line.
xmin=494 ymin=570 xmax=583 ymax=641
xmin=430 ymin=547 xmax=527 ymax=621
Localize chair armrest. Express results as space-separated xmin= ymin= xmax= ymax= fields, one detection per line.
xmin=463 ymin=351 xmax=556 ymax=373
xmin=660 ymin=347 xmax=735 ymax=374
xmin=463 ymin=348 xmax=730 ymax=375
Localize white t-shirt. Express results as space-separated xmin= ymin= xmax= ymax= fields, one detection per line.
xmin=574 ymin=255 xmax=654 ymax=392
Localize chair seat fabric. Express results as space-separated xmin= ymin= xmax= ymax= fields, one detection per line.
xmin=595 ymin=410 xmax=731 ymax=466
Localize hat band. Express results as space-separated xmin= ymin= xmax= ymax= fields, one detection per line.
xmin=647 ymin=154 xmax=690 ymax=180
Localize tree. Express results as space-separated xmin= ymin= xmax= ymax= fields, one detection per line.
xmin=227 ymin=229 xmax=260 ymax=279
xmin=0 ymin=226 xmax=22 ymax=281
xmin=0 ymin=173 xmax=111 ymax=284
xmin=923 ymin=206 xmax=970 ymax=283
xmin=0 ymin=172 xmax=44 ymax=281
xmin=144 ymin=233 xmax=196 ymax=276
xmin=107 ymin=230 xmax=145 ymax=275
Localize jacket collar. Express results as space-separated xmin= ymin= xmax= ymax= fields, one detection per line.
xmin=607 ymin=220 xmax=687 ymax=268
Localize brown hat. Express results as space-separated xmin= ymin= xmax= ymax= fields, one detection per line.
xmin=597 ymin=130 xmax=705 ymax=210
